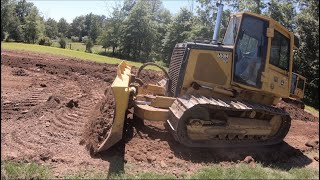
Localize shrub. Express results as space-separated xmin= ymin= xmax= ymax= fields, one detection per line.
xmin=85 ymin=39 xmax=94 ymax=53
xmin=59 ymin=38 xmax=67 ymax=49
xmin=38 ymin=37 xmax=52 ymax=46
xmin=71 ymin=36 xmax=79 ymax=42
xmin=81 ymin=36 xmax=89 ymax=43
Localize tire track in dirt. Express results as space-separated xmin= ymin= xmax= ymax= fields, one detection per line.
xmin=3 ymin=73 xmax=89 ymax=158
xmin=1 ymin=87 xmax=48 ymax=119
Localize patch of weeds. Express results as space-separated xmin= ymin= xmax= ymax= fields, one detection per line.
xmin=1 ymin=161 xmax=52 ymax=179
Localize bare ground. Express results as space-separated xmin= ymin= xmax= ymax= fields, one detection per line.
xmin=1 ymin=50 xmax=319 ymax=178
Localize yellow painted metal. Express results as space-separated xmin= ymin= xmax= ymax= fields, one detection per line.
xmin=137 ymin=84 xmax=166 ymax=96
xmin=134 ymin=104 xmax=169 ymax=121
xmin=230 ymin=13 xmax=293 ymax=100
xmin=97 ymin=61 xmax=132 ymax=152
xmin=150 ymin=96 xmax=178 ymax=108
xmin=136 ymin=95 xmax=176 ymax=108
xmin=180 ymin=49 xmax=233 ymax=96
xmin=178 ymin=12 xmax=296 ymax=106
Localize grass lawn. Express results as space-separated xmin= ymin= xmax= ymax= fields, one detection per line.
xmin=51 ymin=41 xmax=106 ymax=54
xmin=305 ymin=105 xmax=319 ymax=117
xmin=1 ymin=161 xmax=318 ymax=179
xmin=1 ymin=42 xmax=163 ymax=71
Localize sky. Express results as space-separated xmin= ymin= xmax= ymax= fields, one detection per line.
xmin=28 ymin=0 xmax=199 ymax=23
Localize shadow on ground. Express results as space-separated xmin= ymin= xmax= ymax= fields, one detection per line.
xmin=131 ymin=118 xmax=313 ymax=171
xmin=90 ymin=117 xmax=313 ymax=176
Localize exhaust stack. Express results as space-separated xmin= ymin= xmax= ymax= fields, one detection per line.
xmin=212 ymin=1 xmax=224 ymax=44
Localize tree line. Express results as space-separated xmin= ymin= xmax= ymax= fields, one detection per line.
xmin=1 ymin=0 xmax=318 ymax=108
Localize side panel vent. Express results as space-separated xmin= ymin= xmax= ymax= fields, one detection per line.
xmin=168 ymin=44 xmax=187 ymax=97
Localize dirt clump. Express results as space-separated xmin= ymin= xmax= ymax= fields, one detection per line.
xmin=47 ymin=95 xmax=62 ymax=104
xmin=39 ymin=152 xmax=53 ymax=162
xmin=66 ymin=99 xmax=79 ymax=109
xmin=12 ymin=68 xmax=28 ymax=76
xmin=305 ymin=140 xmax=319 ymax=149
xmin=243 ymin=156 xmax=254 ymax=163
xmin=277 ymin=100 xmax=318 ymax=122
xmin=81 ymin=87 xmax=115 ymax=154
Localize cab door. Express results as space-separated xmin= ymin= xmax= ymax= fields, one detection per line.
xmin=262 ymin=25 xmax=293 ymax=98
xmin=233 ymin=14 xmax=269 ymax=88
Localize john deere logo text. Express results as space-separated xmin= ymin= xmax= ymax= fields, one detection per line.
xmin=217 ymin=53 xmax=229 ymax=59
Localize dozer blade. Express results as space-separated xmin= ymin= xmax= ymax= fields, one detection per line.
xmin=96 ymin=61 xmax=132 ymax=152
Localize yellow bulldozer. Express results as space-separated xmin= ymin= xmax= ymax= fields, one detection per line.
xmin=93 ymin=3 xmax=301 ymax=153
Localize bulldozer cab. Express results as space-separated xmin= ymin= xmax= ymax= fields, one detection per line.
xmin=223 ymin=12 xmax=294 ymax=98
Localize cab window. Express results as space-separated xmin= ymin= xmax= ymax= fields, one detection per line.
xmin=297 ymin=79 xmax=305 ymax=90
xmin=233 ymin=15 xmax=268 ymax=88
xmin=270 ymin=31 xmax=290 ymax=70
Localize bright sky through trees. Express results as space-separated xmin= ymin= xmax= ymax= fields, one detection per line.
xmin=28 ymin=0 xmax=198 ymax=23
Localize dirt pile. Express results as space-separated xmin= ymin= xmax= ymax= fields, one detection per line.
xmin=81 ymin=87 xmax=115 ymax=153
xmin=11 ymin=68 xmax=28 ymax=76
xmin=277 ymin=100 xmax=318 ymax=122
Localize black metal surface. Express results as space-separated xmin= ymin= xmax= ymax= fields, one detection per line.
xmin=168 ymin=44 xmax=187 ymax=97
xmin=167 ymin=94 xmax=291 ymax=148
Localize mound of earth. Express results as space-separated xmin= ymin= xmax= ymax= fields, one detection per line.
xmin=277 ymin=100 xmax=318 ymax=122
xmin=81 ymin=87 xmax=115 ymax=153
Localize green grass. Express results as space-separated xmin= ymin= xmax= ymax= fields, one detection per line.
xmin=305 ymin=105 xmax=319 ymax=117
xmin=190 ymin=164 xmax=319 ymax=179
xmin=51 ymin=41 xmax=106 ymax=53
xmin=65 ymin=171 xmax=175 ymax=179
xmin=1 ymin=42 xmax=163 ymax=70
xmin=1 ymin=161 xmax=52 ymax=179
xmin=1 ymin=161 xmax=318 ymax=179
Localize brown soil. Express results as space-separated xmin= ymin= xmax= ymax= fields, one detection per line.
xmin=1 ymin=49 xmax=319 ymax=178
xmin=277 ymin=100 xmax=318 ymax=122
xmin=81 ymin=87 xmax=115 ymax=153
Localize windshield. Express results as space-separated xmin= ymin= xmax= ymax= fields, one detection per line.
xmin=223 ymin=15 xmax=241 ymax=45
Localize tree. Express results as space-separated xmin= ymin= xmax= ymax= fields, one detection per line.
xmin=145 ymin=0 xmax=172 ymax=61
xmin=44 ymin=18 xmax=58 ymax=39
xmin=120 ymin=0 xmax=156 ymax=61
xmin=193 ymin=0 xmax=217 ymax=38
xmin=294 ymin=0 xmax=319 ymax=108
xmin=266 ymin=0 xmax=297 ymax=31
xmin=122 ymin=0 xmax=137 ymax=16
xmin=1 ymin=0 xmax=24 ymax=41
xmin=162 ymin=8 xmax=193 ymax=65
xmin=85 ymin=38 xmax=94 ymax=53
xmin=84 ymin=13 xmax=102 ymax=43
xmin=24 ymin=7 xmax=44 ymax=43
xmin=70 ymin=16 xmax=85 ymax=41
xmin=99 ymin=5 xmax=126 ymax=56
xmin=226 ymin=0 xmax=266 ymax=14
xmin=15 ymin=0 xmax=34 ymax=24
xmin=186 ymin=0 xmax=230 ymax=43
xmin=57 ymin=18 xmax=69 ymax=37
xmin=1 ymin=0 xmax=12 ymax=40
xmin=59 ymin=38 xmax=66 ymax=48
xmin=7 ymin=9 xmax=25 ymax=42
